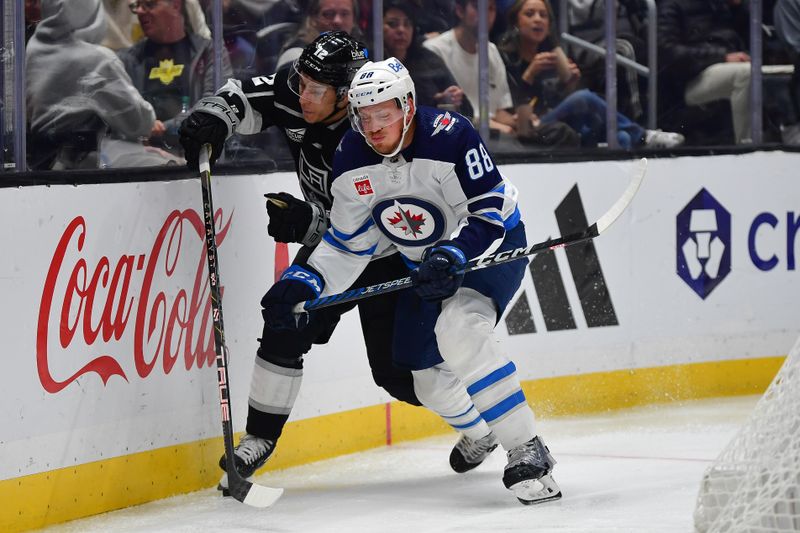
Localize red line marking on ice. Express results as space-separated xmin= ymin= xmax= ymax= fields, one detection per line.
xmin=393 ymin=445 xmax=715 ymax=463
xmin=560 ymin=452 xmax=714 ymax=463
xmin=386 ymin=402 xmax=392 ymax=446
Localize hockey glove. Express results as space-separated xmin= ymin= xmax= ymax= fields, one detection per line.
xmin=179 ymin=95 xmax=242 ymax=169
xmin=260 ymin=265 xmax=324 ymax=331
xmin=410 ymin=241 xmax=467 ymax=302
xmin=265 ymin=192 xmax=328 ymax=247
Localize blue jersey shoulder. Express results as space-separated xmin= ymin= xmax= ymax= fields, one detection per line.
xmin=332 ymin=128 xmax=382 ymax=180
xmin=414 ymin=106 xmax=503 ymax=198
xmin=412 ymin=106 xmax=480 ymax=164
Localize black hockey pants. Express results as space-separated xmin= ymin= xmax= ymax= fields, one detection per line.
xmin=246 ymin=248 xmax=421 ymax=441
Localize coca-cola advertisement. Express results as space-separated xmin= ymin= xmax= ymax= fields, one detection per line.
xmin=37 ymin=209 xmax=225 ymax=392
xmin=1 ymin=176 xmax=293 ymax=479
xmin=0 ymin=172 xmax=387 ymax=484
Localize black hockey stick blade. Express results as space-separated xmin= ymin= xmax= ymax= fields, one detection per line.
xmin=294 ymin=157 xmax=647 ymax=312
xmin=199 ymin=144 xmax=284 ymax=508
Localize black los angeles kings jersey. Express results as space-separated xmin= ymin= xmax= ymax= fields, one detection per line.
xmin=216 ymin=67 xmax=350 ymax=210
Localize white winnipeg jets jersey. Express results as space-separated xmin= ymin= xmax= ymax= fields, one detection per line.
xmin=307 ymin=106 xmax=522 ymax=295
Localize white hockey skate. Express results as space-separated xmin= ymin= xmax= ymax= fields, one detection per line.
xmin=217 ymin=434 xmax=275 ymax=496
xmin=502 ymin=436 xmax=562 ymax=505
xmin=449 ymin=432 xmax=499 ymax=473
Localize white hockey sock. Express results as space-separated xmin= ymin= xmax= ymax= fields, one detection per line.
xmin=248 ymin=357 xmax=303 ymax=416
xmin=412 ymin=365 xmax=491 ymax=441
xmin=435 ymin=289 xmax=537 ymax=450
xmin=465 ymin=360 xmax=536 ymax=450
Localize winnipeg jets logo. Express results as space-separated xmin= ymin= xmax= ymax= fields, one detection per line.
xmin=372 ymin=197 xmax=445 ymax=247
xmin=387 ymin=200 xmax=425 ymax=237
xmin=432 ymin=112 xmax=458 ymax=136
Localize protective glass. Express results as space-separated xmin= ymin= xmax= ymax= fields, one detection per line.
xmin=319 ymin=8 xmax=353 ymax=21
xmin=349 ymin=103 xmax=405 ymax=135
xmin=128 ymin=0 xmax=164 ymax=13
xmin=287 ymin=62 xmax=334 ymax=104
xmin=384 ymin=17 xmax=413 ymax=30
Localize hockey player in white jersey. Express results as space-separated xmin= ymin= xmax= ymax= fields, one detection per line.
xmin=261 ymin=57 xmax=562 ymax=504
xmin=180 ymin=32 xmax=495 ymax=494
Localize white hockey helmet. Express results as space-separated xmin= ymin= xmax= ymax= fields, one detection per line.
xmin=348 ymin=57 xmax=416 ymax=111
xmin=347 ymin=58 xmax=416 ymax=156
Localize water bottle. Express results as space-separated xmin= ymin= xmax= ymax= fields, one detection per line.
xmin=179 ymin=95 xmax=190 ymax=117
xmin=164 ymin=96 xmax=190 ymax=152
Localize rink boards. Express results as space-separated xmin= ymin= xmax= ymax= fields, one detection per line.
xmin=2 ymin=151 xmax=798 ymax=530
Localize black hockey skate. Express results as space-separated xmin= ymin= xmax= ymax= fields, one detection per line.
xmin=502 ymin=436 xmax=562 ymax=505
xmin=449 ymin=432 xmax=499 ymax=473
xmin=218 ymin=434 xmax=275 ymax=496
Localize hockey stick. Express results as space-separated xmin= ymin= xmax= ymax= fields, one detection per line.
xmin=265 ymin=197 xmax=291 ymax=282
xmin=199 ymin=144 xmax=284 ymax=508
xmin=293 ymin=157 xmax=647 ymax=313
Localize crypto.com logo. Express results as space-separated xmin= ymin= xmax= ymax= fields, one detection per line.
xmin=676 ymin=189 xmax=732 ymax=299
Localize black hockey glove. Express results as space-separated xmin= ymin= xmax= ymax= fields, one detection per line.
xmin=260 ymin=265 xmax=324 ymax=331
xmin=410 ymin=241 xmax=467 ymax=302
xmin=265 ymin=192 xmax=328 ymax=247
xmin=179 ymin=95 xmax=241 ymax=169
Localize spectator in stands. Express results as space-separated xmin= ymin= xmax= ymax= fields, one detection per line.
xmin=101 ymin=0 xmax=140 ymax=50
xmin=101 ymin=0 xmax=209 ymax=50
xmin=500 ymin=0 xmax=684 ymax=148
xmin=25 ymin=0 xmax=42 ymax=42
xmin=564 ymin=0 xmax=647 ymax=122
xmin=658 ymin=0 xmax=753 ymax=144
xmin=774 ymin=0 xmax=800 ymax=143
xmin=382 ymin=0 xmax=474 ymax=117
xmin=275 ymin=0 xmax=365 ymax=70
xmin=117 ymin=0 xmax=231 ymax=155
xmin=214 ymin=0 xmax=264 ymax=79
xmin=423 ymin=0 xmax=517 ymax=134
xmin=379 ymin=0 xmax=456 ymax=38
xmin=26 ymin=0 xmax=177 ymax=169
xmin=199 ymin=0 xmax=300 ymax=78
xmin=355 ymin=0 xmax=454 ymax=38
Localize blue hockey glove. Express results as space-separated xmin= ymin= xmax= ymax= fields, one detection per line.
xmin=260 ymin=265 xmax=324 ymax=331
xmin=410 ymin=241 xmax=467 ymax=302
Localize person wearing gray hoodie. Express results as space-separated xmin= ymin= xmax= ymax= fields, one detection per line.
xmin=26 ymin=0 xmax=175 ymax=169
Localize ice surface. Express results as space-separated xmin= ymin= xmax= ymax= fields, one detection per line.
xmin=41 ymin=396 xmax=758 ymax=533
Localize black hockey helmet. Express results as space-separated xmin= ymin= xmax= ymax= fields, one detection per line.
xmin=297 ymin=31 xmax=369 ymax=94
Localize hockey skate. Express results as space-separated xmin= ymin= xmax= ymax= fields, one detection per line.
xmin=217 ymin=434 xmax=275 ymax=496
xmin=502 ymin=436 xmax=562 ymax=505
xmin=449 ymin=432 xmax=499 ymax=473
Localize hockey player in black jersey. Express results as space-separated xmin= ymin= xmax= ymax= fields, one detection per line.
xmin=179 ymin=32 xmax=437 ymax=492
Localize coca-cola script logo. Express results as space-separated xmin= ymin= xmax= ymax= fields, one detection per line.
xmin=37 ymin=208 xmax=233 ymax=393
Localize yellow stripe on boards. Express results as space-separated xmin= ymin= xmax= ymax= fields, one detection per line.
xmin=0 ymin=356 xmax=785 ymax=532
xmin=2 ymin=438 xmax=223 ymax=533
xmin=522 ymin=357 xmax=787 ymax=417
